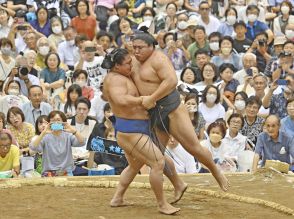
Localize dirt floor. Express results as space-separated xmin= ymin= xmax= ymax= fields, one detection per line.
xmin=0 ymin=171 xmax=294 ymax=219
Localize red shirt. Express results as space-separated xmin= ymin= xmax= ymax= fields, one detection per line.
xmin=82 ymin=86 xmax=94 ymax=100
xmin=71 ymin=16 xmax=97 ymax=40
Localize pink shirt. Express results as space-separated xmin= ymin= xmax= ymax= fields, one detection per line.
xmin=95 ymin=0 xmax=120 ymax=9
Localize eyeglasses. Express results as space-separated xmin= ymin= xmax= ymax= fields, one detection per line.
xmin=0 ymin=145 xmax=11 ymax=150
xmin=200 ymin=8 xmax=210 ymax=11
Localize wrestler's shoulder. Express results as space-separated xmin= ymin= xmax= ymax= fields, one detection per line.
xmin=104 ymin=72 xmax=128 ymax=84
xmin=150 ymin=50 xmax=168 ymax=60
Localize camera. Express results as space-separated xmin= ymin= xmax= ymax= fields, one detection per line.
xmin=246 ymin=68 xmax=253 ymax=76
xmin=18 ymin=66 xmax=29 ymax=76
xmin=258 ymin=39 xmax=267 ymax=46
xmin=17 ymin=25 xmax=27 ymax=31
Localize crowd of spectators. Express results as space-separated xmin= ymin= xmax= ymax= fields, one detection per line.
xmin=0 ymin=0 xmax=294 ymax=177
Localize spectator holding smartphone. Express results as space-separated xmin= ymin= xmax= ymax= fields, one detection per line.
xmin=29 ymin=110 xmax=85 ymax=176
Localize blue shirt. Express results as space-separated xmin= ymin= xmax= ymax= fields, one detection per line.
xmin=30 ymin=19 xmax=52 ymax=37
xmin=217 ymin=22 xmax=234 ymax=37
xmin=255 ymin=131 xmax=294 ymax=167
xmin=269 ymin=93 xmax=288 ymax=119
xmin=40 ymin=67 xmax=66 ymax=84
xmin=281 ymin=116 xmax=294 ymax=137
xmin=246 ymin=20 xmax=269 ymax=41
xmin=22 ymin=102 xmax=52 ymax=125
xmin=211 ymin=53 xmax=242 ymax=71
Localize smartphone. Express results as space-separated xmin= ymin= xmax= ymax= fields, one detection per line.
xmin=246 ymin=68 xmax=253 ymax=76
xmin=84 ymin=47 xmax=96 ymax=52
xmin=276 ymin=79 xmax=288 ymax=86
xmin=50 ymin=123 xmax=64 ymax=131
xmin=17 ymin=25 xmax=27 ymax=31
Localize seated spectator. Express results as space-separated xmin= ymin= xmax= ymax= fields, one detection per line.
xmin=200 ymin=121 xmax=236 ymax=172
xmin=252 ymin=115 xmax=294 ymax=172
xmin=189 ymin=49 xmax=210 ymax=83
xmin=48 ymin=16 xmax=65 ymax=48
xmin=179 ymin=67 xmax=197 ymax=85
xmin=23 ymin=50 xmax=39 ymax=77
xmin=0 ymin=80 xmax=29 ymax=115
xmin=95 ymin=31 xmax=113 ymax=57
xmin=225 ymin=91 xmax=248 ymax=121
xmin=40 ymin=52 xmax=66 ymax=100
xmin=199 ymin=85 xmax=225 ymax=126
xmin=281 ymin=98 xmax=294 ymax=137
xmin=7 ymin=107 xmax=35 ymax=156
xmin=71 ymin=0 xmax=97 ymax=41
xmin=217 ymin=7 xmax=238 ymax=37
xmin=0 ymin=38 xmax=15 ymax=90
xmin=233 ymin=21 xmax=252 ymax=54
xmin=62 ymin=84 xmax=82 ymax=118
xmin=87 ymin=103 xmax=113 ymax=168
xmin=4 ymin=55 xmax=40 ymax=97
xmin=236 ymin=66 xmax=259 ymax=96
xmin=271 ymin=51 xmax=294 ymax=81
xmin=163 ymin=32 xmax=189 ymax=71
xmin=245 ymin=5 xmax=273 ymax=43
xmin=89 ymin=82 xmax=107 ymax=123
xmin=0 ymin=132 xmax=20 ymax=177
xmin=166 ymin=136 xmax=197 ymax=174
xmin=273 ymin=1 xmax=294 ymax=36
xmin=72 ymin=69 xmax=94 ymax=100
xmin=184 ymin=93 xmax=206 ymax=140
xmin=208 ymin=32 xmax=221 ymax=57
xmin=30 ymin=110 xmax=85 ymax=176
xmin=211 ymin=36 xmax=242 ymax=71
xmin=247 ymin=31 xmax=272 ymax=74
xmin=188 ymin=25 xmax=210 ymax=68
xmin=222 ymin=113 xmax=248 ymax=162
xmin=263 ymin=76 xmax=293 ymax=119
xmin=22 ymin=85 xmax=52 ymax=125
xmin=35 ymin=37 xmax=57 ymax=70
xmin=219 ymin=63 xmax=240 ymax=94
xmin=0 ymin=8 xmax=14 ymax=39
xmin=74 ymin=40 xmax=106 ymax=94
xmin=116 ymin=16 xmax=136 ymax=47
xmin=67 ymin=97 xmax=96 ymax=161
xmin=60 ymin=0 xmax=78 ymax=28
xmin=30 ymin=6 xmax=52 ymax=37
xmin=241 ymin=96 xmax=265 ymax=146
xmin=233 ymin=53 xmax=257 ymax=85
xmin=196 ymin=1 xmax=220 ymax=36
xmin=0 ymin=112 xmax=17 ymax=146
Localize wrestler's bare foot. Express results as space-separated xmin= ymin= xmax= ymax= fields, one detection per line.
xmin=110 ymin=198 xmax=134 ymax=207
xmin=170 ymin=183 xmax=188 ymax=204
xmin=158 ymin=203 xmax=180 ymax=215
xmin=213 ymin=170 xmax=230 ymax=191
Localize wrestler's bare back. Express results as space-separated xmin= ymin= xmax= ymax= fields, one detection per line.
xmin=131 ymin=50 xmax=178 ymax=96
xmin=103 ymin=71 xmax=148 ymax=120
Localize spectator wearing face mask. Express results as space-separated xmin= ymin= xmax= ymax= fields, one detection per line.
xmin=284 ymin=22 xmax=294 ymax=42
xmin=225 ymin=91 xmax=248 ymax=122
xmin=0 ymin=80 xmax=29 ymax=115
xmin=199 ymin=85 xmax=226 ymax=127
xmin=208 ymin=32 xmax=222 ymax=57
xmin=273 ymin=1 xmax=294 ymax=36
xmin=72 ymin=69 xmax=94 ymax=100
xmin=48 ymin=16 xmax=65 ymax=49
xmin=245 ymin=5 xmax=273 ymax=43
xmin=35 ymin=37 xmax=56 ymax=70
xmin=217 ymin=7 xmax=238 ymax=37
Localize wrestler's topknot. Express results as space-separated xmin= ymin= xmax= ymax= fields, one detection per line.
xmin=132 ymin=32 xmax=158 ymax=47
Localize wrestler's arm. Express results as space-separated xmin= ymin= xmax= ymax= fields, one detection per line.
xmin=108 ymin=77 xmax=142 ymax=107
xmin=150 ymin=52 xmax=178 ymax=102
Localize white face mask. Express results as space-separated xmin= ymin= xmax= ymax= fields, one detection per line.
xmin=206 ymin=94 xmax=217 ymax=103
xmin=39 ymin=46 xmax=50 ymax=56
xmin=75 ymin=80 xmax=86 ymax=87
xmin=177 ymin=21 xmax=188 ymax=30
xmin=281 ymin=6 xmax=290 ymax=15
xmin=1 ymin=47 xmax=11 ymax=56
xmin=143 ymin=16 xmax=153 ymax=22
xmin=247 ymin=14 xmax=257 ymax=23
xmin=209 ymin=42 xmax=219 ymax=51
xmin=8 ymin=89 xmax=19 ymax=96
xmin=285 ymin=30 xmax=294 ymax=40
xmin=234 ymin=100 xmax=246 ymax=111
xmin=226 ymin=15 xmax=236 ymax=25
xmin=52 ymin=26 xmax=62 ymax=34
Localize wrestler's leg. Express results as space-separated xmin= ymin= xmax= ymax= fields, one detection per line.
xmin=154 ymin=128 xmax=188 ymax=204
xmin=168 ymin=104 xmax=230 ymax=191
xmin=110 ymin=152 xmax=144 ymax=207
xmin=117 ymin=132 xmax=180 ymax=215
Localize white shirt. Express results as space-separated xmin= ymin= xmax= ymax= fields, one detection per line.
xmin=196 ymin=15 xmax=221 ymax=36
xmin=58 ymin=41 xmax=79 ymax=67
xmin=201 ymin=139 xmax=226 ymax=161
xmin=0 ymin=94 xmax=29 ymax=116
xmin=222 ymin=130 xmax=246 ymax=160
xmin=89 ymin=92 xmax=107 ymax=123
xmin=0 ymin=56 xmax=15 ymax=81
xmin=233 ymin=69 xmax=247 ymax=85
xmin=166 ymin=144 xmax=197 ymax=174
xmin=199 ymin=102 xmax=225 ymax=126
